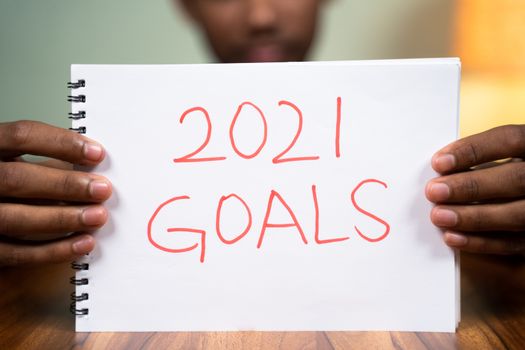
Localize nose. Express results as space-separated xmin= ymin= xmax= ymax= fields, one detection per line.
xmin=246 ymin=0 xmax=278 ymax=33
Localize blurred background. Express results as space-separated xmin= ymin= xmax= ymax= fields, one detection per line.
xmin=0 ymin=0 xmax=523 ymax=136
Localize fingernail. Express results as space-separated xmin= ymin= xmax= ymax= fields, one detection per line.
xmin=89 ymin=180 xmax=111 ymax=200
xmin=444 ymin=232 xmax=468 ymax=247
xmin=72 ymin=235 xmax=95 ymax=254
xmin=427 ymin=182 xmax=450 ymax=202
xmin=432 ymin=154 xmax=456 ymax=173
xmin=83 ymin=142 xmax=104 ymax=162
xmin=81 ymin=206 xmax=107 ymax=226
xmin=433 ymin=208 xmax=458 ymax=227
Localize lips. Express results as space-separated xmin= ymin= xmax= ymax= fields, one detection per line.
xmin=244 ymin=45 xmax=287 ymax=63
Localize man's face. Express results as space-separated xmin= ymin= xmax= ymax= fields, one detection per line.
xmin=182 ymin=0 xmax=324 ymax=63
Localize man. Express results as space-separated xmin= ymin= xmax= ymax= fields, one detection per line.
xmin=0 ymin=0 xmax=523 ymax=266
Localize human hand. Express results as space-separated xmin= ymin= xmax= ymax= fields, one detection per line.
xmin=0 ymin=121 xmax=111 ymax=266
xmin=426 ymin=124 xmax=525 ymax=255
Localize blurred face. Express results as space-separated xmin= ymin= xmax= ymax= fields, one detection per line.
xmin=181 ymin=0 xmax=324 ymax=63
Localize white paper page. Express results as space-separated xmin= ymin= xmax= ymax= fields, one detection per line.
xmin=71 ymin=59 xmax=460 ymax=332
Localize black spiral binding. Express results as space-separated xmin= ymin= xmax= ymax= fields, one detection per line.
xmin=70 ymin=126 xmax=87 ymax=134
xmin=68 ymin=79 xmax=89 ymax=316
xmin=68 ymin=79 xmax=85 ymax=89
xmin=70 ymin=262 xmax=89 ymax=315
xmin=68 ymin=111 xmax=86 ymax=120
xmin=68 ymin=79 xmax=87 ymax=134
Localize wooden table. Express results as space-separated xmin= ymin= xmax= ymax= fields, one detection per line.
xmin=1 ymin=253 xmax=524 ymax=350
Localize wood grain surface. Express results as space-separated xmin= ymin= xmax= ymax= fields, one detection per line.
xmin=1 ymin=253 xmax=524 ymax=350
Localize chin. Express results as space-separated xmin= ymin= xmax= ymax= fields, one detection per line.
xmin=218 ymin=47 xmax=302 ymax=63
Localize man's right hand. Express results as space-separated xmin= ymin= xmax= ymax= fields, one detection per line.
xmin=0 ymin=120 xmax=111 ymax=267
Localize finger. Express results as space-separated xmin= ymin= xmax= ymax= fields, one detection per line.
xmin=0 ymin=204 xmax=107 ymax=240
xmin=432 ymin=124 xmax=525 ymax=173
xmin=0 ymin=233 xmax=95 ymax=266
xmin=0 ymin=162 xmax=111 ymax=202
xmin=36 ymin=159 xmax=74 ymax=171
xmin=443 ymin=231 xmax=525 ymax=255
xmin=0 ymin=120 xmax=105 ymax=165
xmin=430 ymin=200 xmax=525 ymax=232
xmin=426 ymin=161 xmax=525 ymax=203
xmin=470 ymin=157 xmax=520 ymax=171
xmin=12 ymin=156 xmax=75 ymax=171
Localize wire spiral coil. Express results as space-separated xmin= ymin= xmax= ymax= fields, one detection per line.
xmin=68 ymin=79 xmax=89 ymax=316
xmin=68 ymin=79 xmax=87 ymax=134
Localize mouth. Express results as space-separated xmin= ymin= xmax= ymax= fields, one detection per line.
xmin=244 ymin=44 xmax=288 ymax=63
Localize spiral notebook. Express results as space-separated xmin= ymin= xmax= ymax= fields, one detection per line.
xmin=69 ymin=59 xmax=460 ymax=332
